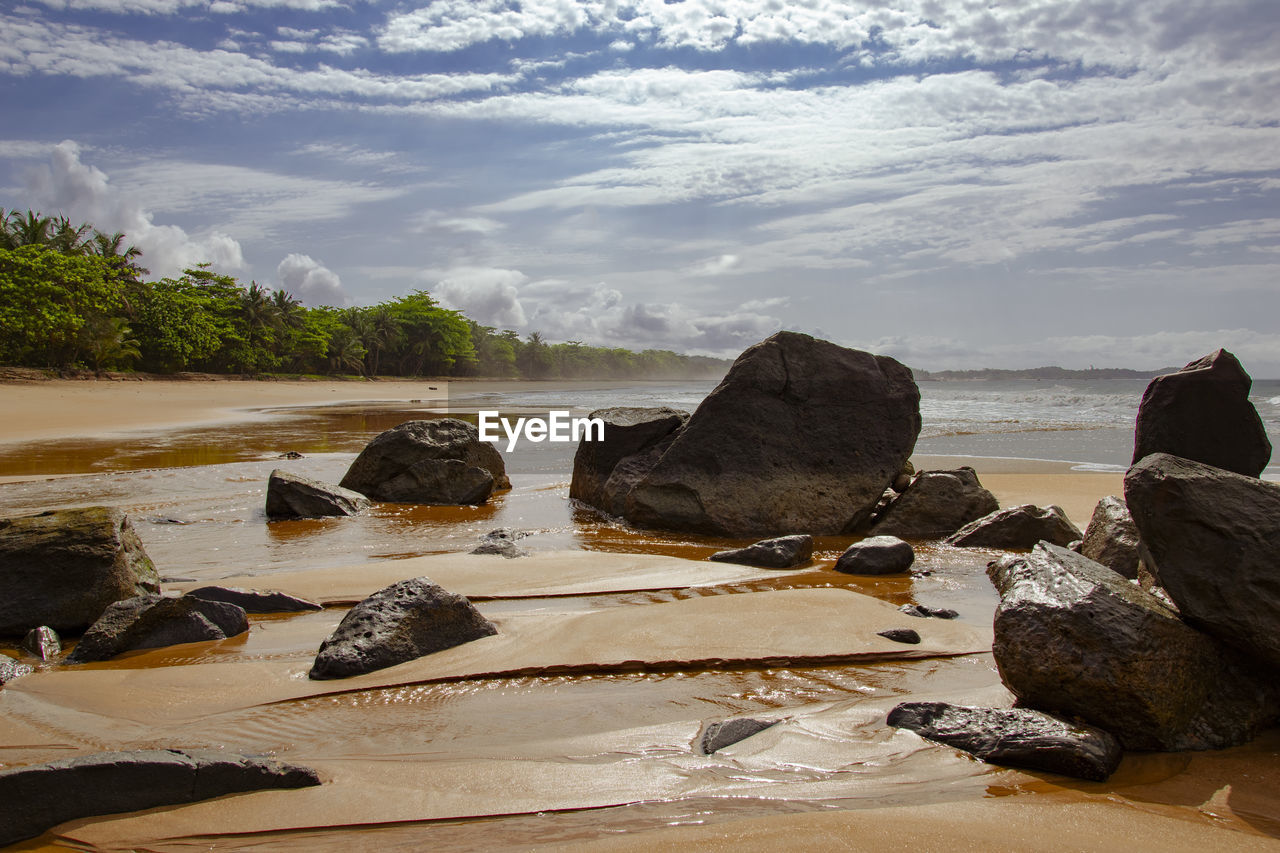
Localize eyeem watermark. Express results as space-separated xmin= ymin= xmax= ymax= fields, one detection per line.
xmin=479 ymin=410 xmax=604 ymax=452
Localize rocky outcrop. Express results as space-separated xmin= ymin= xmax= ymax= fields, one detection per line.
xmin=945 ymin=504 xmax=1081 ymax=549
xmin=0 ymin=507 xmax=160 ymax=636
xmin=708 ymin=534 xmax=813 ymax=569
xmin=888 ymin=702 xmax=1123 ymax=781
xmin=21 ymin=626 xmax=61 ymax=661
xmin=987 ymin=542 xmax=1276 ymax=750
xmin=1131 ymin=350 xmax=1271 ymax=476
xmin=834 ymin=536 xmax=915 ymax=575
xmin=872 ymin=468 xmax=1000 ymax=539
xmin=265 ymin=469 xmax=369 ymax=520
xmin=469 ymin=528 xmax=530 ymax=558
xmin=340 ymin=419 xmax=509 ymax=505
xmin=310 ymin=577 xmax=497 ymax=679
xmin=185 ymin=586 xmax=322 ymax=613
xmin=622 ymin=332 xmax=921 ymax=537
xmin=0 ymin=655 xmax=32 ymax=685
xmin=1125 ymin=453 xmax=1280 ymax=669
xmin=1079 ymin=495 xmax=1141 ymax=579
xmin=0 ymin=749 xmax=320 ymax=847
xmin=67 ymin=595 xmax=249 ymax=663
xmin=571 ymin=407 xmax=688 ymax=515
xmin=696 ymin=718 xmax=779 ymax=754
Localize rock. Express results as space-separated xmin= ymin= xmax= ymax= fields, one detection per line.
xmin=185 ymin=586 xmax=322 ymax=613
xmin=945 ymin=504 xmax=1081 ymax=549
xmin=0 ymin=749 xmax=320 ymax=847
xmin=1132 ymin=349 xmax=1271 ymax=476
xmin=891 ymin=461 xmax=915 ymax=493
xmin=697 ymin=718 xmax=779 ymax=754
xmin=278 ymin=450 xmax=304 ymax=459
xmin=887 ymin=702 xmax=1123 ymax=782
xmin=67 ymin=595 xmax=249 ymax=664
xmin=570 ymin=407 xmax=688 ymax=513
xmin=1124 ymin=453 xmax=1280 ymax=669
xmin=470 ymin=528 xmax=530 ymax=558
xmin=21 ymin=626 xmax=61 ymax=660
xmin=339 ymin=419 xmax=509 ymax=505
xmin=623 ymin=332 xmax=921 ymax=536
xmin=873 ymin=468 xmax=1000 ymax=539
xmin=0 ymin=506 xmax=160 ymax=636
xmin=834 ymin=536 xmax=915 ymax=575
xmin=708 ymin=534 xmax=813 ymax=569
xmin=899 ymin=604 xmax=959 ymax=619
xmin=1079 ymin=495 xmax=1141 ymax=579
xmin=987 ymin=542 xmax=1277 ymax=750
xmin=265 ymin=469 xmax=370 ymax=520
xmin=0 ymin=655 xmax=32 ymax=685
xmin=878 ymin=628 xmax=921 ymax=644
xmin=309 ymin=577 xmax=497 ymax=680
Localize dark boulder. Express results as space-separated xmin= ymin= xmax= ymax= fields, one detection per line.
xmin=340 ymin=419 xmax=508 ymax=505
xmin=571 ymin=407 xmax=688 ymax=514
xmin=987 ymin=542 xmax=1277 ymax=750
xmin=1132 ymin=349 xmax=1271 ymax=476
xmin=873 ymin=468 xmax=1000 ymax=539
xmin=309 ymin=577 xmax=497 ymax=680
xmin=0 ymin=507 xmax=160 ymax=636
xmin=1079 ymin=495 xmax=1141 ymax=579
xmin=67 ymin=595 xmax=249 ymax=664
xmin=265 ymin=469 xmax=369 ymax=520
xmin=623 ymin=332 xmax=921 ymax=536
xmin=946 ymin=504 xmax=1081 ymax=549
xmin=21 ymin=626 xmax=61 ymax=661
xmin=697 ymin=718 xmax=779 ymax=754
xmin=1125 ymin=453 xmax=1280 ymax=669
xmin=888 ymin=702 xmax=1122 ymax=781
xmin=834 ymin=536 xmax=915 ymax=575
xmin=470 ymin=528 xmax=529 ymax=558
xmin=0 ymin=749 xmax=320 ymax=847
xmin=708 ymin=534 xmax=813 ymax=569
xmin=185 ymin=586 xmax=322 ymax=613
xmin=0 ymin=655 xmax=32 ymax=685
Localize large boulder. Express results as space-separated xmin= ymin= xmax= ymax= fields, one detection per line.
xmin=987 ymin=542 xmax=1276 ymax=750
xmin=185 ymin=586 xmax=322 ymax=613
xmin=1079 ymin=495 xmax=1141 ymax=579
xmin=622 ymin=332 xmax=921 ymax=536
xmin=946 ymin=504 xmax=1081 ymax=549
xmin=340 ymin=419 xmax=509 ymax=505
xmin=310 ymin=577 xmax=497 ymax=679
xmin=872 ymin=467 xmax=1000 ymax=539
xmin=265 ymin=469 xmax=370 ymax=520
xmin=571 ymin=407 xmax=688 ymax=514
xmin=887 ymin=702 xmax=1122 ymax=782
xmin=67 ymin=595 xmax=249 ymax=664
xmin=0 ymin=507 xmax=160 ymax=636
xmin=708 ymin=534 xmax=813 ymax=569
xmin=1125 ymin=453 xmax=1280 ymax=670
xmin=1131 ymin=349 xmax=1271 ymax=476
xmin=0 ymin=749 xmax=319 ymax=847
xmin=834 ymin=536 xmax=915 ymax=575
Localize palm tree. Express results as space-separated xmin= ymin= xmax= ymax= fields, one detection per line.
xmin=327 ymin=325 xmax=367 ymax=375
xmin=365 ymin=306 xmax=401 ymax=377
xmin=6 ymin=210 xmax=53 ymax=247
xmin=49 ymin=216 xmax=93 ymax=254
xmin=81 ymin=316 xmax=141 ymax=372
xmin=238 ymin=282 xmax=281 ymax=372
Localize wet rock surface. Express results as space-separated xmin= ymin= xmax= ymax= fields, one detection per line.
xmin=708 ymin=534 xmax=813 ymax=569
xmin=834 ymin=536 xmax=915 ymax=575
xmin=340 ymin=419 xmax=508 ymax=505
xmin=185 ymin=586 xmax=322 ymax=613
xmin=470 ymin=528 xmax=530 ymax=558
xmin=21 ymin=626 xmax=61 ymax=660
xmin=68 ymin=595 xmax=249 ymax=664
xmin=872 ymin=468 xmax=1000 ymax=539
xmin=1079 ymin=495 xmax=1142 ymax=579
xmin=570 ymin=407 xmax=688 ymax=514
xmin=697 ymin=718 xmax=779 ymax=754
xmin=265 ymin=469 xmax=370 ymax=520
xmin=946 ymin=504 xmax=1082 ymax=549
xmin=899 ymin=604 xmax=959 ymax=620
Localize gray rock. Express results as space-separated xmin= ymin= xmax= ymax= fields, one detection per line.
xmin=185 ymin=586 xmax=322 ymax=613
xmin=623 ymin=332 xmax=921 ymax=536
xmin=21 ymin=626 xmax=61 ymax=660
xmin=877 ymin=628 xmax=921 ymax=644
xmin=470 ymin=528 xmax=530 ymax=558
xmin=0 ymin=749 xmax=320 ymax=847
xmin=899 ymin=604 xmax=959 ymax=619
xmin=1125 ymin=453 xmax=1280 ymax=670
xmin=1079 ymin=495 xmax=1141 ymax=579
xmin=310 ymin=577 xmax=497 ymax=679
xmin=1132 ymin=349 xmax=1271 ymax=476
xmin=697 ymin=718 xmax=779 ymax=754
xmin=873 ymin=468 xmax=1000 ymax=539
xmin=67 ymin=595 xmax=249 ymax=664
xmin=887 ymin=702 xmax=1123 ymax=782
xmin=570 ymin=407 xmax=688 ymax=513
xmin=340 ymin=419 xmax=508 ymax=505
xmin=265 ymin=469 xmax=370 ymax=520
xmin=834 ymin=536 xmax=915 ymax=575
xmin=0 ymin=506 xmax=160 ymax=636
xmin=987 ymin=542 xmax=1277 ymax=750
xmin=708 ymin=534 xmax=813 ymax=569
xmin=946 ymin=504 xmax=1082 ymax=549
xmin=0 ymin=655 xmax=32 ymax=685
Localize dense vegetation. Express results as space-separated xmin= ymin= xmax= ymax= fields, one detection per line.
xmin=0 ymin=209 xmax=728 ymax=379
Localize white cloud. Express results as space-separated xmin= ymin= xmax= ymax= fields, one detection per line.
xmin=689 ymin=253 xmax=740 ymax=276
xmin=432 ymin=266 xmax=528 ymax=327
xmin=277 ymin=253 xmax=346 ymax=306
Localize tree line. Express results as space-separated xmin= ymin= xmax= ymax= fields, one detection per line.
xmin=0 ymin=208 xmax=729 ymax=380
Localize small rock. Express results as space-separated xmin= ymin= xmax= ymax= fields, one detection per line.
xmin=834 ymin=536 xmax=915 ymax=575
xmin=697 ymin=718 xmax=779 ymax=754
xmin=469 ymin=528 xmax=530 ymax=558
xmin=147 ymin=516 xmax=189 ymax=525
xmin=708 ymin=534 xmax=814 ymax=569
xmin=21 ymin=626 xmax=61 ymax=660
xmin=278 ymin=450 xmax=304 ymax=459
xmin=899 ymin=604 xmax=958 ymax=619
xmin=67 ymin=595 xmax=249 ymax=664
xmin=0 ymin=655 xmax=32 ymax=685
xmin=877 ymin=628 xmax=922 ymax=644
xmin=1079 ymin=496 xmax=1141 ymax=579
xmin=185 ymin=586 xmax=322 ymax=613
xmin=945 ymin=504 xmax=1082 ymax=549
xmin=265 ymin=469 xmax=369 ymax=520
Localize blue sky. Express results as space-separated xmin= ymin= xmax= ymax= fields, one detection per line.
xmin=3 ymin=0 xmax=1280 ymax=373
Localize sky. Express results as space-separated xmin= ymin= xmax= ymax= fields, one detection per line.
xmin=2 ymin=0 xmax=1280 ymax=374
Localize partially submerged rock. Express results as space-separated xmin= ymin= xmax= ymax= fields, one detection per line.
xmin=310 ymin=577 xmax=498 ymax=680
xmin=1132 ymin=349 xmax=1271 ymax=476
xmin=340 ymin=419 xmax=509 ymax=505
xmin=697 ymin=718 xmax=779 ymax=754
xmin=834 ymin=536 xmax=915 ymax=575
xmin=946 ymin=504 xmax=1081 ymax=549
xmin=899 ymin=604 xmax=959 ymax=620
xmin=877 ymin=628 xmax=921 ymax=644
xmin=1079 ymin=495 xmax=1141 ymax=579
xmin=570 ymin=407 xmax=688 ymax=515
xmin=888 ymin=702 xmax=1122 ymax=781
xmin=67 ymin=595 xmax=249 ymax=664
xmin=469 ymin=528 xmax=530 ymax=558
xmin=873 ymin=468 xmax=1000 ymax=539
xmin=0 ymin=749 xmax=320 ymax=847
xmin=21 ymin=626 xmax=61 ymax=660
xmin=0 ymin=655 xmax=32 ymax=685
xmin=185 ymin=586 xmax=322 ymax=613
xmin=0 ymin=506 xmax=160 ymax=636
xmin=265 ymin=469 xmax=369 ymax=520
xmin=708 ymin=534 xmax=813 ymax=569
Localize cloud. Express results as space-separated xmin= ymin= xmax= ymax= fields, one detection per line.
xmin=277 ymin=253 xmax=346 ymax=306
xmin=689 ymin=253 xmax=740 ymax=276
xmin=431 ymin=266 xmax=528 ymax=327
